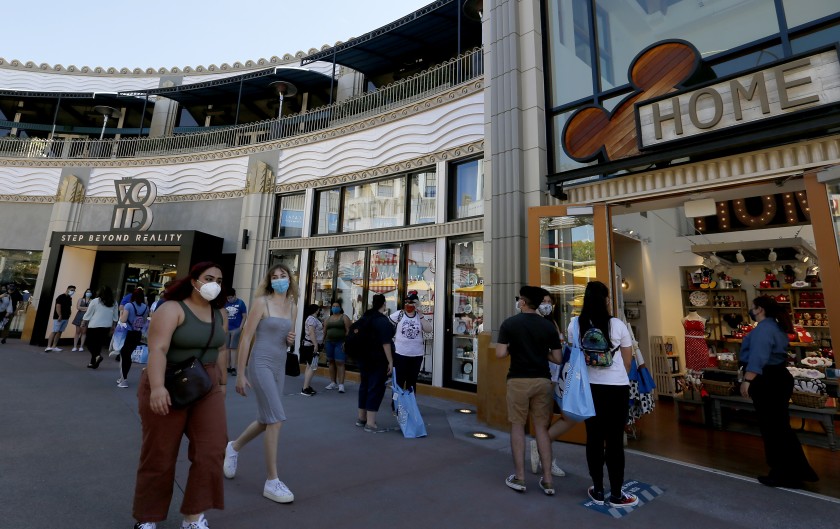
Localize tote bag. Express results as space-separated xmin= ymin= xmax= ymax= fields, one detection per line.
xmin=391 ymin=369 xmax=427 ymax=438
xmin=554 ymin=319 xmax=596 ymax=422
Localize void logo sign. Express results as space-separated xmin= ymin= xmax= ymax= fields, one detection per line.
xmin=111 ymin=178 xmax=157 ymax=231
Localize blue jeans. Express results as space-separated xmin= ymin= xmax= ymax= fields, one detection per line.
xmin=358 ymin=360 xmax=388 ymax=412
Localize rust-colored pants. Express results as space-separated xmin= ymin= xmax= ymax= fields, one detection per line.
xmin=132 ymin=365 xmax=227 ymax=522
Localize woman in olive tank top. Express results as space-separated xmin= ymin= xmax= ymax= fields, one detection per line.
xmin=324 ymin=299 xmax=352 ymax=392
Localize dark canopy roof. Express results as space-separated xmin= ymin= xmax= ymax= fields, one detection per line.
xmin=300 ymin=0 xmax=482 ymax=77
xmin=122 ymin=67 xmax=333 ymax=106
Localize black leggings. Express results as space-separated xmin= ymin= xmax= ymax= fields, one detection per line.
xmin=119 ymin=330 xmax=142 ymax=379
xmin=393 ymin=354 xmax=423 ymax=392
xmin=85 ymin=327 xmax=110 ymax=364
xmin=584 ymin=384 xmax=630 ymax=496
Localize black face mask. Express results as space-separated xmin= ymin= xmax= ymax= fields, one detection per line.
xmin=748 ymin=310 xmax=757 ymax=322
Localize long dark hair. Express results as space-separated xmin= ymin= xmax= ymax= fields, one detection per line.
xmin=304 ymin=303 xmax=320 ymax=318
xmin=163 ymin=261 xmax=226 ymax=309
xmin=753 ymin=295 xmax=794 ymax=334
xmin=97 ymin=285 xmax=115 ymax=308
xmin=578 ymin=281 xmax=612 ymax=340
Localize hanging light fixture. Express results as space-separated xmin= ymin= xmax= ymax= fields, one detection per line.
xmin=768 ymin=248 xmax=777 ymax=262
xmin=795 ymin=251 xmax=810 ymax=263
xmin=736 ymin=250 xmax=746 ymax=263
xmin=621 ymin=278 xmax=629 ymax=290
xmin=709 ymin=252 xmax=721 ymax=266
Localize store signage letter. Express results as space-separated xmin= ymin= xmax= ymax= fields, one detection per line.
xmin=112 ymin=178 xmax=157 ymax=231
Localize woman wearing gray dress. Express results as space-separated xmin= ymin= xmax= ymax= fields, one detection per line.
xmin=225 ymin=264 xmax=297 ymax=504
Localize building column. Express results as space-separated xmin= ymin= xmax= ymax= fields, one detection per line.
xmin=24 ymin=172 xmax=86 ymax=341
xmin=485 ymin=0 xmax=548 ymax=338
xmin=233 ymin=160 xmax=275 ymax=305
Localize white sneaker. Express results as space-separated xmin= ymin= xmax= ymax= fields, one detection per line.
xmin=52 ymin=347 xmax=63 ymax=352
xmin=263 ymin=479 xmax=294 ymax=503
xmin=71 ymin=347 xmax=78 ymax=352
xmin=181 ymin=513 xmax=210 ymax=529
xmin=535 ymin=456 xmax=566 ymax=477
xmin=117 ymin=379 xmax=129 ymax=388
xmin=223 ymin=442 xmax=238 ymax=479
xmin=134 ymin=522 xmax=157 ymax=529
xmin=325 ymin=382 xmax=338 ymax=390
xmin=117 ymin=377 xmax=123 ymax=384
xmin=529 ymin=439 xmax=539 ymax=474
xmin=44 ymin=347 xmax=53 ymax=352
xmin=338 ymin=384 xmax=345 ymax=393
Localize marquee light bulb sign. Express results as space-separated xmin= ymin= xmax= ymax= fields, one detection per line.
xmin=694 ymin=192 xmax=809 ymax=233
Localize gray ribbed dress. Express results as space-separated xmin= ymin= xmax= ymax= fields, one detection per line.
xmin=247 ymin=315 xmax=292 ymax=424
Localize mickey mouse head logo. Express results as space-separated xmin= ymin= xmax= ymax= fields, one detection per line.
xmin=563 ymin=40 xmax=701 ymax=163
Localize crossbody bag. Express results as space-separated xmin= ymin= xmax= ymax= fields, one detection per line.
xmin=164 ymin=305 xmax=217 ymax=408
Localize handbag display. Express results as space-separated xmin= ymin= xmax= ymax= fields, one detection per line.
xmin=285 ymin=348 xmax=301 ymax=377
xmin=164 ymin=307 xmax=217 ymax=408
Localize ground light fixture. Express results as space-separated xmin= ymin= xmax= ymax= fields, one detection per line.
xmin=469 ymin=431 xmax=495 ymax=440
xmin=455 ymin=408 xmax=476 ymax=414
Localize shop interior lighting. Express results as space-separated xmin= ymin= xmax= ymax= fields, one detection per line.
xmin=768 ymin=248 xmax=777 ymax=262
xmin=795 ymin=251 xmax=810 ymax=263
xmin=621 ymin=279 xmax=629 ymax=290
xmin=709 ymin=252 xmax=721 ymax=266
xmin=736 ymin=250 xmax=745 ymax=263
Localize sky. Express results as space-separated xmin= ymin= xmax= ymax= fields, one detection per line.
xmin=3 ymin=1 xmax=433 ymax=69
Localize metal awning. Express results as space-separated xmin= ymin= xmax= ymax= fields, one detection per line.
xmin=300 ymin=0 xmax=482 ymax=77
xmin=121 ymin=67 xmax=333 ymax=106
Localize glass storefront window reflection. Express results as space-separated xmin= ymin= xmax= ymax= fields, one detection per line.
xmin=539 ymin=215 xmax=596 ymax=335
xmin=407 ymin=241 xmax=436 ymax=384
xmin=546 ymin=0 xmax=594 ymax=104
xmin=342 ymin=178 xmax=406 ymax=232
xmin=309 ymin=250 xmax=336 ymax=308
xmin=450 ymin=238 xmax=484 ymax=386
xmin=410 ymin=171 xmax=437 ymax=225
xmin=783 ymin=0 xmax=838 ymax=29
xmin=315 ymin=188 xmax=341 ymax=235
xmin=337 ymin=250 xmax=366 ymax=320
xmin=450 ymin=159 xmax=484 ymax=219
xmin=367 ymin=248 xmax=401 ymax=316
xmin=276 ymin=193 xmax=305 ymax=238
xmin=826 ymin=182 xmax=840 ymax=258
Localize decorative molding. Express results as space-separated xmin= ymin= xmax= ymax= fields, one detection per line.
xmin=566 ymin=135 xmax=840 ymax=203
xmin=0 ymin=79 xmax=483 ymax=169
xmin=267 ymin=218 xmax=483 ymax=250
xmin=247 ymin=162 xmax=274 ymax=195
xmin=56 ymin=174 xmax=85 ymax=203
xmin=276 ymin=140 xmax=485 ymax=192
xmin=0 ymin=194 xmax=54 ymax=203
xmin=0 ymin=47 xmax=342 ymax=77
xmin=82 ymin=190 xmax=245 ymax=204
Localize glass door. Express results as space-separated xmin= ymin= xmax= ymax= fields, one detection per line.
xmin=446 ymin=236 xmax=484 ymax=390
xmin=527 ymin=205 xmax=613 ymax=337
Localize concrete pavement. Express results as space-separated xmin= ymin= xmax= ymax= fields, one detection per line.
xmin=1 ymin=340 xmax=837 ymax=529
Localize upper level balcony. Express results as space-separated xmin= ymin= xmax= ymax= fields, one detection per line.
xmin=0 ymin=47 xmax=482 ymax=162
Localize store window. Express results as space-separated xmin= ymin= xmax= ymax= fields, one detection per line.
xmin=315 ymin=188 xmax=341 ymax=235
xmin=406 ymin=241 xmax=436 ymax=384
xmin=342 ymin=177 xmax=406 ymax=232
xmin=537 ymin=215 xmax=596 ymax=335
xmin=783 ymin=0 xmax=839 ymax=28
xmin=449 ymin=159 xmax=484 ymax=220
xmin=791 ymin=20 xmax=840 ymax=54
xmin=275 ymin=193 xmax=305 ymax=238
xmin=410 ymin=171 xmax=437 ymax=225
xmin=309 ymin=250 xmax=336 ymax=308
xmin=367 ymin=247 xmax=401 ymax=315
xmin=336 ymin=249 xmax=365 ymax=319
xmin=449 ymin=238 xmax=484 ymax=388
xmin=827 ymin=181 xmax=840 ymax=258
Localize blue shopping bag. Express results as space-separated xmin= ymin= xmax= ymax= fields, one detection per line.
xmin=637 ymin=363 xmax=656 ymax=395
xmin=130 ymin=344 xmax=149 ymax=364
xmin=554 ymin=344 xmax=596 ymax=423
xmin=109 ymin=324 xmax=127 ymax=358
xmin=391 ymin=369 xmax=427 ymax=439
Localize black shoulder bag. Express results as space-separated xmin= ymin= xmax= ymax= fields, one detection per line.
xmin=164 ymin=306 xmax=217 ymax=408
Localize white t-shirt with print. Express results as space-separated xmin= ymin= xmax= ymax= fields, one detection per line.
xmin=568 ymin=317 xmax=632 ymax=386
xmin=389 ymin=310 xmax=427 ymax=357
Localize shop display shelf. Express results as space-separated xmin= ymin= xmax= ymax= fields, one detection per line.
xmin=794 ymin=306 xmax=827 ymax=310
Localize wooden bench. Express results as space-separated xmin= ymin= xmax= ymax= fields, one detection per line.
xmin=710 ymin=395 xmax=838 ymax=451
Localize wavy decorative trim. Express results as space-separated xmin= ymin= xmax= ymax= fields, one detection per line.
xmin=276 ymin=140 xmax=485 ymax=192
xmin=566 ymin=135 xmax=840 ymax=204
xmin=0 ymin=79 xmax=484 ymax=169
xmin=267 ymin=218 xmax=483 ymax=250
xmin=82 ymin=190 xmax=246 ymax=204
xmin=0 ymin=45 xmax=346 ymax=77
xmin=0 ymin=194 xmax=55 ymax=203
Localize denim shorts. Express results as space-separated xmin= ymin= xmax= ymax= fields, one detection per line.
xmin=325 ymin=341 xmax=346 ymax=362
xmin=53 ymin=319 xmax=69 ymax=333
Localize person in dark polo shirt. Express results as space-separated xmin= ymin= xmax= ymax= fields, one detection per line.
xmin=45 ymin=285 xmax=75 ymax=352
xmin=496 ymin=285 xmax=564 ymax=496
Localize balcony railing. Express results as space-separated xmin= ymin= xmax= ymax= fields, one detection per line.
xmin=0 ymin=48 xmax=483 ymax=161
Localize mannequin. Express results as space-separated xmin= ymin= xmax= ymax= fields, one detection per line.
xmin=682 ymin=311 xmax=708 ymax=371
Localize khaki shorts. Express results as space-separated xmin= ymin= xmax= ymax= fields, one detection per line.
xmin=506 ymin=377 xmax=553 ymax=427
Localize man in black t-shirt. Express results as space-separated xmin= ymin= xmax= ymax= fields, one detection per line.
xmin=45 ymin=285 xmax=76 ymax=352
xmin=496 ymin=285 xmax=563 ymax=495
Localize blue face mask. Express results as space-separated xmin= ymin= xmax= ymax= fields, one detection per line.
xmin=331 ymin=307 xmax=341 ymax=314
xmin=271 ymin=278 xmax=290 ymax=293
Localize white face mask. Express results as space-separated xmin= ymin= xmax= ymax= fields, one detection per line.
xmin=538 ymin=303 xmax=553 ymax=316
xmin=514 ymin=300 xmax=521 ymax=313
xmin=195 ymin=279 xmax=221 ymax=301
